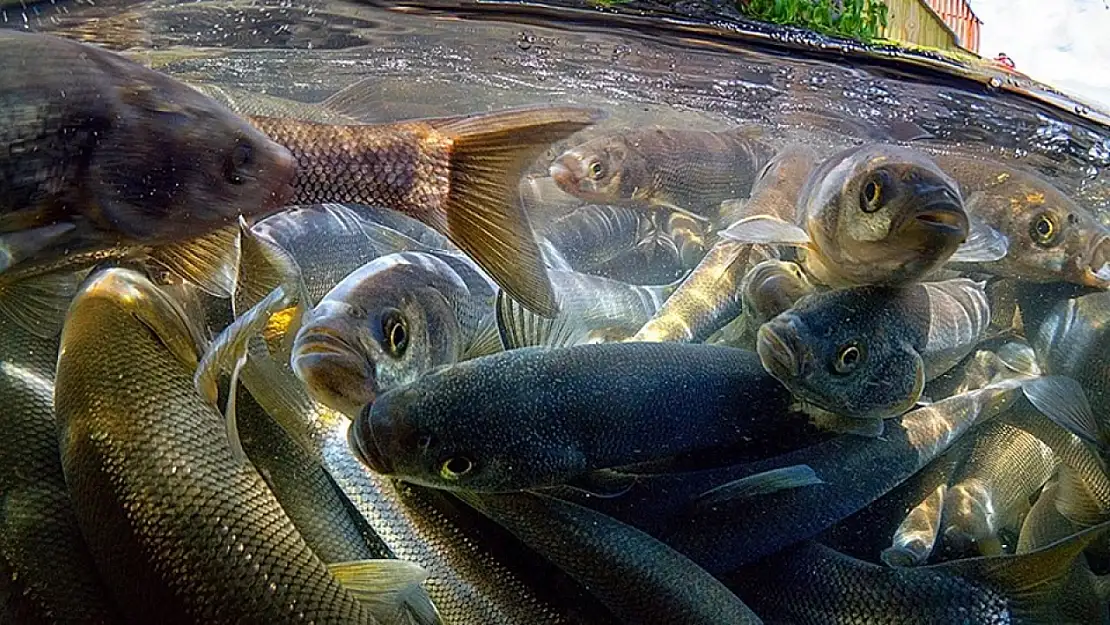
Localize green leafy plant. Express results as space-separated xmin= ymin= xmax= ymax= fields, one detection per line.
xmin=738 ymin=0 xmax=889 ymax=43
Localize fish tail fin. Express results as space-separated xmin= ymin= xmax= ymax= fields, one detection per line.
xmin=950 ymin=520 xmax=1110 ymax=623
xmin=0 ymin=270 xmax=82 ymax=339
xmin=435 ymin=106 xmax=605 ymax=318
xmin=148 ymin=225 xmax=241 ymax=298
xmin=327 ymin=559 xmax=439 ymax=625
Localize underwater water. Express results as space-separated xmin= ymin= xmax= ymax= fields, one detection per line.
xmin=3 ymin=0 xmax=1110 ymax=623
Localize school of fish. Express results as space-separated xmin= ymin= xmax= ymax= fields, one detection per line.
xmin=6 ymin=30 xmax=1110 ymax=625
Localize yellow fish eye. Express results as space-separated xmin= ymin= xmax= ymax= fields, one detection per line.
xmin=440 ymin=456 xmax=474 ymax=480
xmin=860 ymin=176 xmax=884 ymax=213
xmin=833 ymin=343 xmax=865 ymax=374
xmin=1029 ymin=212 xmax=1060 ymax=247
xmin=587 ymin=159 xmax=605 ymax=181
xmin=381 ymin=308 xmax=409 ymax=358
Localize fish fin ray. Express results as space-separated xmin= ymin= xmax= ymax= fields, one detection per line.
xmin=1021 ymin=375 xmax=1108 ymax=453
xmin=563 ymin=469 xmax=639 ymax=499
xmin=0 ymin=222 xmax=77 ymax=271
xmin=234 ymin=217 xmax=304 ymax=316
xmin=437 ymin=106 xmax=605 ymax=318
xmin=1054 ymin=464 xmax=1108 ymax=527
xmin=939 ymin=519 xmax=1110 ymax=623
xmin=0 ymin=270 xmax=81 ymax=339
xmin=461 ymin=314 xmax=504 ymax=360
xmin=696 ymin=464 xmax=824 ymax=509
xmin=949 ymin=220 xmax=1009 ymax=263
xmin=194 ymin=286 xmax=293 ymax=405
xmin=148 ymin=225 xmax=240 ymax=298
xmin=721 ymin=215 xmax=811 ymax=246
xmin=225 ymin=353 xmax=249 ymax=464
xmin=495 ymin=289 xmax=592 ymax=350
xmin=327 ymin=559 xmax=432 ymax=615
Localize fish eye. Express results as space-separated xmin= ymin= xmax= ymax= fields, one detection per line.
xmin=1029 ymin=212 xmax=1060 ymax=247
xmin=859 ymin=172 xmax=888 ymax=213
xmin=224 ymin=139 xmax=254 ymax=185
xmin=440 ymin=456 xmax=474 ymax=480
xmin=587 ymin=159 xmax=606 ymax=181
xmin=381 ymin=308 xmax=409 ymax=358
xmin=833 ymin=343 xmax=865 ymax=375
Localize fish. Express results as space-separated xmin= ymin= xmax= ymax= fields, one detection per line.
xmin=246 ymin=106 xmax=604 ymax=318
xmin=0 ymin=290 xmax=123 ymax=624
xmin=881 ymin=484 xmax=948 ymax=568
xmin=939 ymin=419 xmax=1059 ymax=558
xmin=197 ymin=286 xmax=619 ymax=625
xmin=935 ymin=153 xmax=1110 ymax=288
xmin=549 ymin=127 xmax=771 ymax=221
xmin=1017 ymin=479 xmax=1080 ymax=554
xmin=0 ymin=32 xmax=296 ymax=337
xmin=189 ymin=82 xmax=362 ymax=124
xmin=757 ymin=278 xmax=992 ymax=435
xmin=290 ymin=240 xmax=679 ymax=415
xmin=235 ymin=384 xmax=442 ymax=625
xmin=576 ymin=373 xmax=1072 ymax=576
xmin=291 ymin=250 xmax=500 ymax=418
xmin=54 ymin=267 xmax=424 ymax=624
xmin=706 ymin=260 xmax=816 ymax=350
xmin=351 ymin=343 xmax=797 ymax=493
xmin=1034 ymin=290 xmax=1110 ymax=422
xmin=632 ymin=144 xmax=819 ymax=344
xmin=723 ymin=144 xmax=1003 ymax=288
xmin=458 ymin=491 xmax=763 ymax=625
xmin=726 ymin=521 xmax=1110 ymax=625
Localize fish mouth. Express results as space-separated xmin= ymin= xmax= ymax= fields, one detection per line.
xmin=263 ymin=146 xmax=297 ymax=210
xmin=756 ymin=321 xmax=803 ymax=381
xmin=294 ymin=327 xmax=358 ymax=358
xmin=350 ymin=400 xmax=394 ymax=475
xmin=1080 ymin=233 xmax=1110 ymax=288
xmin=549 ymin=159 xmax=576 ymax=193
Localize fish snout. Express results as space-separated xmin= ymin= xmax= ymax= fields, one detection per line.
xmin=350 ymin=399 xmax=395 ymax=475
xmin=908 ymin=183 xmax=968 ymax=238
xmin=292 ymin=326 xmax=377 ymax=417
xmin=756 ymin=320 xmax=804 ymax=381
xmin=261 ymin=144 xmax=297 ymax=211
xmin=1081 ymin=232 xmax=1110 ymax=288
xmin=549 ymin=158 xmax=578 ymax=194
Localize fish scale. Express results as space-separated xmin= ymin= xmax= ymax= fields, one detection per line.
xmin=54 ymin=269 xmax=376 ymax=625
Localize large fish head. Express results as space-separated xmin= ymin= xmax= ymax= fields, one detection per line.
xmin=351 ymin=357 xmax=584 ymax=491
xmin=87 ymin=66 xmax=295 ymax=244
xmin=549 ymin=136 xmax=643 ymax=203
xmin=993 ymin=184 xmax=1110 ymax=288
xmin=819 ymin=145 xmax=967 ymax=274
xmin=291 ymin=257 xmax=464 ymax=418
xmin=757 ymin=289 xmax=926 ymax=420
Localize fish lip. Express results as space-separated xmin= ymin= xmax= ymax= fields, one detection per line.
xmin=549 ymin=160 xmax=575 ymax=192
xmin=1079 ymin=233 xmax=1110 ymax=288
xmin=294 ymin=328 xmax=358 ymax=358
xmin=757 ymin=322 xmax=801 ymax=380
xmin=350 ymin=402 xmax=394 ymax=475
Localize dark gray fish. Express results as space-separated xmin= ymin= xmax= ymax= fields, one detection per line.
xmin=55 ymin=268 xmax=422 ymax=624
xmin=459 ymin=491 xmax=762 ymax=625
xmin=0 ymin=31 xmax=295 ymax=338
xmin=0 ymin=296 xmax=123 ymax=624
xmin=352 ymin=343 xmax=796 ymax=493
xmin=727 ymin=522 xmax=1110 ymax=625
xmin=570 ymin=375 xmax=1052 ymax=576
xmin=757 ymin=278 xmax=991 ymax=434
